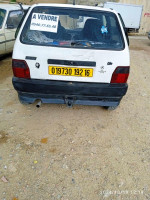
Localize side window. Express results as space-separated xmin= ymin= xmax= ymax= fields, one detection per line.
xmin=7 ymin=10 xmax=24 ymax=29
xmin=15 ymin=8 xmax=30 ymax=38
xmin=109 ymin=16 xmax=122 ymax=41
xmin=0 ymin=9 xmax=6 ymax=29
xmin=109 ymin=16 xmax=117 ymax=27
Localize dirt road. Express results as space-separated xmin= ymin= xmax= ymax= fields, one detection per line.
xmin=0 ymin=37 xmax=150 ymax=200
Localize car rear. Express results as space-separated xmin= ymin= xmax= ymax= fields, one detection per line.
xmin=148 ymin=31 xmax=150 ymax=40
xmin=12 ymin=4 xmax=130 ymax=109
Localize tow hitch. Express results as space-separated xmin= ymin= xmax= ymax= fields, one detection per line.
xmin=65 ymin=96 xmax=75 ymax=108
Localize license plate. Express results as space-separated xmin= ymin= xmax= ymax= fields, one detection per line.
xmin=49 ymin=66 xmax=93 ymax=77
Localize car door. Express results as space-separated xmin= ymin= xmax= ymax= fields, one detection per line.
xmin=0 ymin=30 xmax=6 ymax=55
xmin=5 ymin=9 xmax=24 ymax=53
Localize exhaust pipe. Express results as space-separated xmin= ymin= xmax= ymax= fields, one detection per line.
xmin=36 ymin=100 xmax=42 ymax=108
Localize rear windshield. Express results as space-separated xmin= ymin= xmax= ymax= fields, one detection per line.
xmin=20 ymin=6 xmax=125 ymax=50
xmin=0 ymin=9 xmax=6 ymax=29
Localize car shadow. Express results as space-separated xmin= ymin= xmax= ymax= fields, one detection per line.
xmin=0 ymin=53 xmax=12 ymax=61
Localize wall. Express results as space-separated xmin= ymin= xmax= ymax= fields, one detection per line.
xmin=68 ymin=0 xmax=117 ymax=6
xmin=19 ymin=0 xmax=67 ymax=5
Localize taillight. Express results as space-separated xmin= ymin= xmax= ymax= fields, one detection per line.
xmin=111 ymin=66 xmax=130 ymax=83
xmin=12 ymin=59 xmax=30 ymax=79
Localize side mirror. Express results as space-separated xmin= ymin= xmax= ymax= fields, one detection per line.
xmin=7 ymin=24 xmax=15 ymax=29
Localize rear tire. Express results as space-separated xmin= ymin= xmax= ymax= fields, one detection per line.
xmin=103 ymin=106 xmax=118 ymax=110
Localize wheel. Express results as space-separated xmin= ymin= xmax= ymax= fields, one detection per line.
xmin=103 ymin=105 xmax=118 ymax=110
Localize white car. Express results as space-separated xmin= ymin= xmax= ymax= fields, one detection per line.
xmin=12 ymin=4 xmax=130 ymax=110
xmin=0 ymin=4 xmax=29 ymax=56
xmin=148 ymin=31 xmax=150 ymax=40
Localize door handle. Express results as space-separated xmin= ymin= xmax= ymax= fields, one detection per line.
xmin=0 ymin=33 xmax=5 ymax=37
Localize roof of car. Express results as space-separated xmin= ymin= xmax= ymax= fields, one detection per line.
xmin=0 ymin=4 xmax=29 ymax=11
xmin=30 ymin=3 xmax=116 ymax=14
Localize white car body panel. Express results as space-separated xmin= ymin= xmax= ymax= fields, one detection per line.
xmin=13 ymin=44 xmax=129 ymax=83
xmin=0 ymin=30 xmax=5 ymax=54
xmin=4 ymin=28 xmax=16 ymax=52
xmin=0 ymin=4 xmax=29 ymax=56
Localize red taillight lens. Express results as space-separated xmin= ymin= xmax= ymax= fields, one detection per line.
xmin=12 ymin=59 xmax=30 ymax=79
xmin=111 ymin=67 xmax=130 ymax=83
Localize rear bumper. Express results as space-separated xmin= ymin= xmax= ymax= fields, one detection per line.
xmin=12 ymin=77 xmax=128 ymax=106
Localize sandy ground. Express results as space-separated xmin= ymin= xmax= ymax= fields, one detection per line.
xmin=0 ymin=37 xmax=150 ymax=200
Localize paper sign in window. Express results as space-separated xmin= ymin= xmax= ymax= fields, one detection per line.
xmin=30 ymin=13 xmax=59 ymax=33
